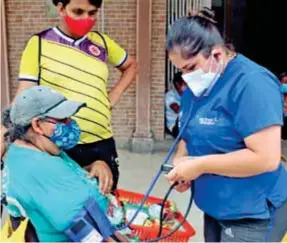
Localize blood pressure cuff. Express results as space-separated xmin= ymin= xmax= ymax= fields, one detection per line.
xmin=65 ymin=198 xmax=116 ymax=242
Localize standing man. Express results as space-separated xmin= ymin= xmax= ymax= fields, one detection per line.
xmin=2 ymin=0 xmax=138 ymax=194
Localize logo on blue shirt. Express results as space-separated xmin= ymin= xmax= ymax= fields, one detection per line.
xmin=199 ymin=117 xmax=218 ymax=125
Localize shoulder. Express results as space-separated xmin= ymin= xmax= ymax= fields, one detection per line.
xmin=226 ymin=54 xmax=280 ymax=96
xmin=21 ymin=28 xmax=53 ymax=51
xmin=25 ymin=28 xmax=53 ymax=42
xmin=235 ymin=72 xmax=279 ymax=97
xmin=89 ymin=32 xmax=117 ymax=42
xmin=87 ymin=31 xmax=111 ymax=47
xmin=22 ymin=35 xmax=39 ymax=48
xmin=87 ymin=31 xmax=102 ymax=41
xmin=88 ymin=31 xmax=124 ymax=48
xmin=6 ymin=145 xmax=65 ymax=175
xmin=229 ymin=54 xmax=278 ymax=83
xmin=37 ymin=27 xmax=54 ymax=38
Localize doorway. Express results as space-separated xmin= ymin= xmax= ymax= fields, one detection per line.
xmin=225 ymin=0 xmax=287 ymax=76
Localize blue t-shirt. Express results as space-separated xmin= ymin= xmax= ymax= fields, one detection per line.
xmin=180 ymin=54 xmax=287 ymax=220
xmin=2 ymin=144 xmax=109 ymax=242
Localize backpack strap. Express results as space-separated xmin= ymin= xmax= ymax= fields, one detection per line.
xmin=94 ymin=31 xmax=108 ymax=57
xmin=37 ymin=35 xmax=42 ymax=83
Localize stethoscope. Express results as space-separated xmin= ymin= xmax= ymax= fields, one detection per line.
xmin=114 ymin=94 xmax=196 ymax=241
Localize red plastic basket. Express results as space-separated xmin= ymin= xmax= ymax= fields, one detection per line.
xmin=116 ymin=189 xmax=196 ymax=242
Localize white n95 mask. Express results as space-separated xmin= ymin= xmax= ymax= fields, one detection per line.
xmin=182 ymin=55 xmax=222 ymax=97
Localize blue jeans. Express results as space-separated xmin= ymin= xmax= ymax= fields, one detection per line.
xmin=204 ymin=199 xmax=287 ymax=242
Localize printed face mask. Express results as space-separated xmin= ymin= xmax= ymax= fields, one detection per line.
xmin=47 ymin=119 xmax=81 ymax=150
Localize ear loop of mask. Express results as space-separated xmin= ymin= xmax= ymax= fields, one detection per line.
xmin=208 ymin=53 xmax=215 ymax=73
xmin=211 ymin=52 xmax=223 ymax=75
xmin=202 ymin=53 xmax=223 ymax=96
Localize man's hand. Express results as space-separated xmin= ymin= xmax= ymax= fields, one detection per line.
xmin=85 ymin=160 xmax=113 ymax=195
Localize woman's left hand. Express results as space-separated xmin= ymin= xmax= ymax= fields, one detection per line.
xmin=167 ymin=156 xmax=204 ymax=183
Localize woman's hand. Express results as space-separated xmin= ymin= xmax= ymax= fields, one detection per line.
xmin=85 ymin=160 xmax=113 ymax=195
xmin=174 ymin=181 xmax=191 ymax=193
xmin=167 ymin=156 xmax=204 ymax=184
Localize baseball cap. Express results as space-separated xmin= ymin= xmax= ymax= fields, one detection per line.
xmin=10 ymin=86 xmax=86 ymax=126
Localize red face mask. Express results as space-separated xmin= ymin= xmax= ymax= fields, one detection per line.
xmin=64 ymin=15 xmax=95 ymax=37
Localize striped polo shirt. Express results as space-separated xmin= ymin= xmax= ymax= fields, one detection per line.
xmin=18 ymin=27 xmax=127 ymax=143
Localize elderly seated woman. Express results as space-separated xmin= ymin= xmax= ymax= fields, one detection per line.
xmin=2 ymin=86 xmax=129 ymax=242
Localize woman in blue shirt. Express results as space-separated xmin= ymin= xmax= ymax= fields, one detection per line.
xmin=166 ymin=8 xmax=287 ymax=242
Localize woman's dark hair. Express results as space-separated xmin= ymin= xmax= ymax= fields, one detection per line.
xmin=52 ymin=0 xmax=103 ymax=8
xmin=166 ymin=7 xmax=225 ymax=59
xmin=1 ymin=107 xmax=30 ymax=143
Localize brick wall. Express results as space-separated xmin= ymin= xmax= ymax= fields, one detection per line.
xmin=5 ymin=0 xmax=166 ymax=142
xmin=103 ymin=0 xmax=137 ymax=142
xmin=6 ymin=0 xmax=58 ymax=97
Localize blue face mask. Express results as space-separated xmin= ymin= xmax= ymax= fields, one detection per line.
xmin=48 ymin=119 xmax=81 ymax=150
xmin=282 ymin=84 xmax=287 ymax=94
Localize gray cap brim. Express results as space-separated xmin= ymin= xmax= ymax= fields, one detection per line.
xmin=44 ymin=100 xmax=86 ymax=119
